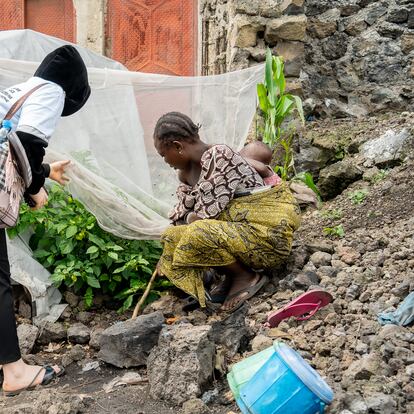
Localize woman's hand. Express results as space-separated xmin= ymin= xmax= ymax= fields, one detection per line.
xmin=49 ymin=160 xmax=71 ymax=185
xmin=29 ymin=187 xmax=48 ymax=210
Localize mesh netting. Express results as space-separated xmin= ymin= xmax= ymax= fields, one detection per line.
xmin=0 ymin=30 xmax=264 ymax=240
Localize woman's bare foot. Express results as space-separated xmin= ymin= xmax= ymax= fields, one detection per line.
xmin=221 ymin=272 xmax=261 ymax=311
xmin=2 ymin=359 xmax=62 ymax=393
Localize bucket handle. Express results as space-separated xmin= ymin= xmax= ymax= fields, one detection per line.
xmin=319 ymin=402 xmax=326 ymax=414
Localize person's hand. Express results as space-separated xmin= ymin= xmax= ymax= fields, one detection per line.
xmin=29 ymin=187 xmax=48 ymax=210
xmin=49 ymin=160 xmax=71 ymax=185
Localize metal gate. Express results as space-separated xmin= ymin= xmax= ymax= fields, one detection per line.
xmin=106 ymin=0 xmax=197 ymax=75
xmin=0 ymin=0 xmax=76 ymax=43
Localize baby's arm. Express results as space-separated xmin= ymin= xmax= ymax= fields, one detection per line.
xmin=244 ymin=158 xmax=273 ymax=178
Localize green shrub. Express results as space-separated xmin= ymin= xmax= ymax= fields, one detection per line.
xmin=320 ymin=209 xmax=343 ymax=220
xmin=349 ymin=189 xmax=369 ymax=205
xmin=323 ymin=224 xmax=345 ymax=238
xmin=8 ymin=185 xmax=165 ymax=312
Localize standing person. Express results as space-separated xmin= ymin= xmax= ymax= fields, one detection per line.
xmin=153 ymin=112 xmax=300 ymax=313
xmin=0 ymin=45 xmax=90 ymax=396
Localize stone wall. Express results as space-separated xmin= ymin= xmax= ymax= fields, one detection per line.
xmin=201 ymin=0 xmax=414 ymax=117
xmin=73 ymin=0 xmax=106 ymax=55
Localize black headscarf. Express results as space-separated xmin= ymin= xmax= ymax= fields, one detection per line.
xmin=34 ymin=45 xmax=91 ymax=117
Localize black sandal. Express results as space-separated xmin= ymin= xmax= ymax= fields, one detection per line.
xmin=3 ymin=365 xmax=65 ymax=397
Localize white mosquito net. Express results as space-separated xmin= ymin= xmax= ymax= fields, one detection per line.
xmin=0 ymin=30 xmax=264 ymax=240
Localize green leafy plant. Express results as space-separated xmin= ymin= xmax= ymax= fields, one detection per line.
xmin=320 ymin=209 xmax=343 ymax=220
xmin=323 ymin=224 xmax=345 ymax=238
xmin=257 ymin=48 xmax=304 ymax=148
xmin=293 ymin=172 xmax=322 ymax=201
xmin=8 ymin=185 xmax=165 ymax=311
xmin=370 ymin=169 xmax=388 ymax=184
xmin=349 ymin=189 xmax=369 ymax=205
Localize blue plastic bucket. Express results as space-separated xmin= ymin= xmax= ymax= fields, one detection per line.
xmin=237 ymin=342 xmax=334 ymax=414
xmin=227 ymin=346 xmax=274 ymax=399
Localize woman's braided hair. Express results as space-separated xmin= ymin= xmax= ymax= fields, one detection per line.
xmin=154 ymin=112 xmax=200 ymax=145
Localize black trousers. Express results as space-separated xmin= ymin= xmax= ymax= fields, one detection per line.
xmin=0 ymin=228 xmax=21 ymax=364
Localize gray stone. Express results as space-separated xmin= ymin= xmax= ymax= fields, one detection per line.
xmin=89 ymin=326 xmax=104 ymax=350
xmin=364 ymin=393 xmax=397 ymax=414
xmin=318 ymin=160 xmax=363 ymax=199
xmin=309 ymin=251 xmax=332 ymax=267
xmin=364 ymin=4 xmax=388 ymax=25
xmin=148 ymin=324 xmax=215 ymax=405
xmin=387 ymin=8 xmax=409 ymax=24
xmin=63 ymin=291 xmax=79 ymax=308
xmin=322 ymin=32 xmax=349 ymax=60
xmin=98 ymin=311 xmax=164 ymax=368
xmin=76 ymin=311 xmax=94 ymax=324
xmin=307 ymin=8 xmax=340 ymax=39
xmin=377 ymin=22 xmax=405 ymax=39
xmin=209 ymin=305 xmax=248 ymax=357
xmin=360 ymin=129 xmax=412 ymax=167
xmin=182 ymin=398 xmax=211 ymax=414
xmin=265 ymin=15 xmax=307 ymax=43
xmin=67 ymin=323 xmax=90 ymax=345
xmin=274 ymin=41 xmax=305 ymax=77
xmin=62 ymin=344 xmax=86 ymax=367
xmin=343 ymin=352 xmax=388 ymax=383
xmin=17 ymin=324 xmax=39 ymax=355
xmin=251 ymin=334 xmax=273 ymax=353
xmin=229 ymin=15 xmax=265 ymax=49
xmin=344 ymin=15 xmax=368 ymax=36
xmin=401 ymin=33 xmax=414 ymax=54
xmin=37 ymin=322 xmax=67 ymax=344
xmin=348 ymin=399 xmax=368 ymax=414
xmin=293 ymin=271 xmax=320 ymax=289
xmin=409 ymin=9 xmax=414 ymax=29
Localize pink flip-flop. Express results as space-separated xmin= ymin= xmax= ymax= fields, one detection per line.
xmin=265 ymin=290 xmax=333 ymax=328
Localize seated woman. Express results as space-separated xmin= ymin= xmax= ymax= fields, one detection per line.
xmin=154 ymin=112 xmax=300 ymax=312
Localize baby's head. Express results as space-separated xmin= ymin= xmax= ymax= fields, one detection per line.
xmin=240 ymin=141 xmax=272 ymax=165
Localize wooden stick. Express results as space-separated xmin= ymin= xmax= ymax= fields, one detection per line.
xmin=131 ymin=268 xmax=158 ymax=319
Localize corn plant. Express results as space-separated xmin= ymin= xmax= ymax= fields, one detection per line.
xmin=257 ymin=48 xmax=305 ymax=148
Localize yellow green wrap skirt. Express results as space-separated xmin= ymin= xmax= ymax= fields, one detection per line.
xmin=159 ymin=184 xmax=301 ymax=307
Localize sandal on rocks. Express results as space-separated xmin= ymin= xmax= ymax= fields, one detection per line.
xmin=3 ymin=365 xmax=65 ymax=397
xmin=265 ymin=289 xmax=333 ymax=328
xmin=222 ymin=275 xmax=269 ymax=314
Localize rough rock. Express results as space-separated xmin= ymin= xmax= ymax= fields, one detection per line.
xmin=62 ymin=344 xmax=86 ymax=367
xmin=37 ymin=322 xmax=66 ymax=345
xmin=361 ymin=129 xmax=412 ymax=167
xmin=318 ymin=160 xmax=363 ymax=199
xmin=251 ymin=334 xmax=273 ymax=353
xmin=309 ymin=251 xmax=332 ymax=267
xmin=274 ymin=41 xmax=305 ymax=77
xmin=265 ymin=15 xmax=307 ymax=43
xmin=229 ymin=15 xmax=264 ymax=48
xmin=181 ymin=398 xmax=211 ymax=414
xmin=63 ymin=291 xmax=79 ymax=308
xmin=343 ymin=352 xmax=389 ymax=383
xmin=209 ymin=305 xmax=248 ymax=357
xmin=0 ymin=388 xmax=87 ymax=413
xmin=307 ymin=9 xmax=340 ymax=39
xmin=148 ymin=324 xmax=215 ymax=405
xmin=17 ymin=323 xmax=39 ymax=355
xmin=98 ymin=311 xmax=164 ymax=368
xmin=89 ymin=326 xmax=104 ymax=350
xmin=67 ymin=323 xmax=90 ymax=344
